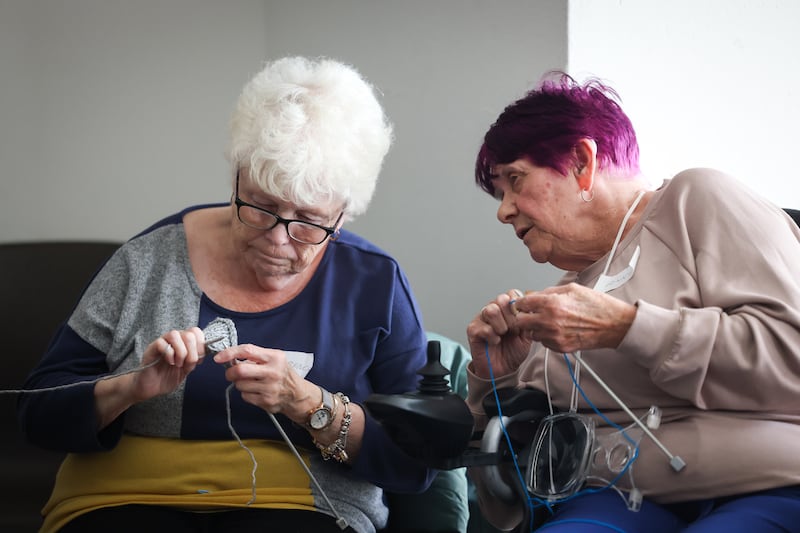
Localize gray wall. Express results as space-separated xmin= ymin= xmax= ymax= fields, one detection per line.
xmin=0 ymin=1 xmax=565 ymax=347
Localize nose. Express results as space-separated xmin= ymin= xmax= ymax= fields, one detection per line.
xmin=264 ymin=220 xmax=292 ymax=244
xmin=496 ymin=194 xmax=517 ymax=225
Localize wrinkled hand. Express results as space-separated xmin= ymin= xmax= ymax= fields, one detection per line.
xmin=468 ymin=283 xmax=637 ymax=379
xmin=512 ymin=282 xmax=636 ymax=353
xmin=131 ymin=327 xmax=207 ymax=402
xmin=133 ymin=327 xmax=205 ymax=401
xmin=214 ymin=345 xmax=313 ymax=421
xmin=467 ymin=289 xmax=533 ymax=379
xmin=95 ymin=326 xmax=214 ymax=430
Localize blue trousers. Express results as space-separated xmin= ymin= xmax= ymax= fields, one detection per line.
xmin=532 ymin=485 xmax=800 ymax=533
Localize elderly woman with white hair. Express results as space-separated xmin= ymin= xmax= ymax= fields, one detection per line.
xmin=19 ymin=56 xmax=433 ymax=533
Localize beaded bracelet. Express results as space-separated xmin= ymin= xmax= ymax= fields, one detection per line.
xmin=314 ymin=393 xmax=351 ymax=463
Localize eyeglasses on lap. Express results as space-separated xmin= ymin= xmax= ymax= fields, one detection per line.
xmin=234 ymin=172 xmax=343 ymax=245
xmin=527 ymin=412 xmax=596 ymax=500
xmin=525 ymin=410 xmax=643 ymax=507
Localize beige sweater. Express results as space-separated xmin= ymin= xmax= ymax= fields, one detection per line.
xmin=467 ymin=168 xmax=800 ymax=529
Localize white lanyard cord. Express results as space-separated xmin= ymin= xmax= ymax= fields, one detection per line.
xmin=568 ymin=189 xmax=647 ymax=411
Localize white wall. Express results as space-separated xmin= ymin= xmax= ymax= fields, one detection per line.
xmin=4 ymin=1 xmax=798 ymax=348
xmin=568 ymin=0 xmax=800 ymax=207
xmin=0 ymin=0 xmax=566 ymax=347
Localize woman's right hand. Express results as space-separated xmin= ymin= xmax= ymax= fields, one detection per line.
xmin=467 ymin=289 xmax=533 ymax=379
xmin=130 ymin=327 xmax=207 ymax=402
xmin=94 ymin=327 xmax=208 ymax=429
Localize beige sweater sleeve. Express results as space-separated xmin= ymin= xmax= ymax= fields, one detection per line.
xmin=619 ymin=168 xmax=800 ymax=411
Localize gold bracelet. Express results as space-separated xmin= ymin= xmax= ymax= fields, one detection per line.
xmin=314 ymin=393 xmax=351 ymax=463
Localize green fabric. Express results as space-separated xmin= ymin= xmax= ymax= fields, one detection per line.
xmin=382 ymin=332 xmax=472 ymax=533
xmin=384 ymin=468 xmax=469 ymax=533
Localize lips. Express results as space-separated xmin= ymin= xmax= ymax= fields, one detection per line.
xmin=250 ymin=246 xmax=291 ymax=265
xmin=516 ymin=227 xmax=531 ymax=240
xmin=259 ymin=252 xmax=290 ymax=265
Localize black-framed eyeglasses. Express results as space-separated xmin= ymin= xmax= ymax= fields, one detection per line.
xmin=234 ymin=172 xmax=343 ymax=245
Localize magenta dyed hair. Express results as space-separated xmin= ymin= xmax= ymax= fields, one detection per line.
xmin=475 ymin=72 xmax=640 ymax=195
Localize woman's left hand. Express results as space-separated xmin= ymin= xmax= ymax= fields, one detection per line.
xmin=213 ymin=345 xmax=315 ymax=421
xmin=513 ymin=282 xmax=637 ymax=353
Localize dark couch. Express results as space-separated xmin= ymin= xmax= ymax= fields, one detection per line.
xmin=1 ymin=241 xmax=121 ymax=532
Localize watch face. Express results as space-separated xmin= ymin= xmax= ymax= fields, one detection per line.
xmin=309 ymin=409 xmax=331 ymax=430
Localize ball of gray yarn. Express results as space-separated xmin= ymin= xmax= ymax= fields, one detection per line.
xmin=203 ymin=317 xmax=238 ymax=355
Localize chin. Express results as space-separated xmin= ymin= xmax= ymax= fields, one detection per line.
xmin=530 ymin=255 xmax=549 ymax=265
xmin=257 ymin=271 xmax=300 ymax=291
xmin=527 ymin=247 xmax=548 ymax=264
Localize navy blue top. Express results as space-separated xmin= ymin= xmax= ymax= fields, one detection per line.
xmin=19 ymin=204 xmax=433 ymax=493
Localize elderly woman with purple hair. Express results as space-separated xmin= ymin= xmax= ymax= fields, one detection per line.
xmin=465 ymin=72 xmax=800 ymax=532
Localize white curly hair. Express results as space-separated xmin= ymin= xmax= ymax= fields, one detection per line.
xmin=226 ymin=56 xmax=393 ymax=219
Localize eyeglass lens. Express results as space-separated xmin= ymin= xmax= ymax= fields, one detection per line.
xmin=237 ymin=205 xmax=329 ymax=244
xmin=527 ymin=413 xmax=594 ymax=499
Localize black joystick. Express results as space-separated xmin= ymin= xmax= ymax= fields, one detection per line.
xmin=364 ymin=340 xmax=475 ymax=469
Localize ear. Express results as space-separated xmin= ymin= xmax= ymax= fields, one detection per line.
xmin=573 ymin=138 xmax=598 ymax=192
xmin=331 ymin=212 xmax=346 ymax=240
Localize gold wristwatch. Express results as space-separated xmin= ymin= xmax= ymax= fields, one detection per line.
xmin=306 ymin=387 xmax=336 ymax=430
